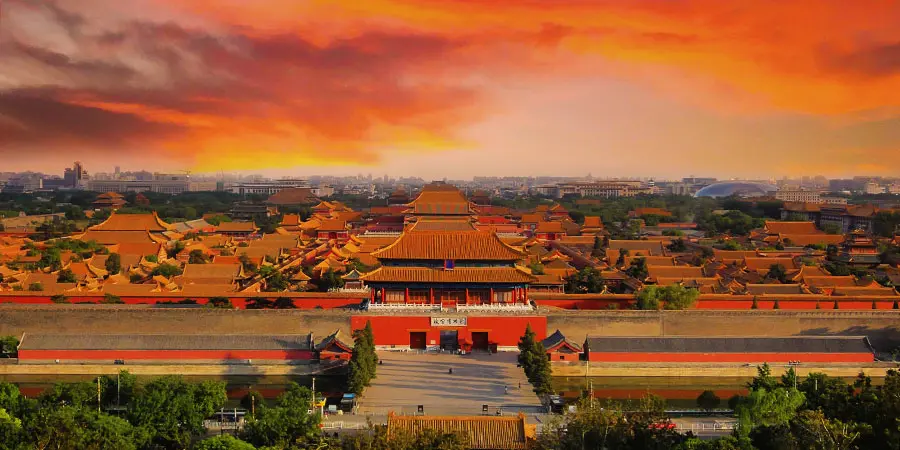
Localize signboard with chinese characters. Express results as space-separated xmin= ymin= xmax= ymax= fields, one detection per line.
xmin=430 ymin=316 xmax=467 ymax=327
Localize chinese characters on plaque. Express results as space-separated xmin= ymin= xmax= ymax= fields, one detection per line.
xmin=430 ymin=317 xmax=467 ymax=327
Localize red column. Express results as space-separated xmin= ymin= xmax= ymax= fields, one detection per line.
xmin=465 ymin=288 xmax=470 ymax=305
xmin=430 ymin=288 xmax=434 ymax=304
xmin=405 ymin=288 xmax=409 ymax=304
xmin=380 ymin=288 xmax=385 ymax=304
xmin=370 ymin=288 xmax=375 ymax=303
xmin=489 ymin=288 xmax=494 ymax=304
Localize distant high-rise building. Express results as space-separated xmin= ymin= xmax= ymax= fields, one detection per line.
xmin=63 ymin=161 xmax=88 ymax=187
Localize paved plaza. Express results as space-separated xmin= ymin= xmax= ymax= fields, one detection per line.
xmin=356 ymin=351 xmax=544 ymax=416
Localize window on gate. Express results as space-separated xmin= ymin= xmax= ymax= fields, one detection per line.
xmin=384 ymin=290 xmax=405 ymax=303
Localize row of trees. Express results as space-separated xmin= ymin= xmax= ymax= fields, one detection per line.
xmin=532 ymin=366 xmax=900 ymax=449
xmin=564 ymin=267 xmax=700 ymax=310
xmin=0 ymin=373 xmax=228 ymax=449
xmin=517 ymin=325 xmax=554 ymax=395
xmin=634 ymin=285 xmax=700 ymax=310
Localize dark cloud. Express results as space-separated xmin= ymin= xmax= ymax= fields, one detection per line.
xmin=820 ymin=41 xmax=900 ymax=77
xmin=0 ymin=89 xmax=186 ymax=149
xmin=2 ymin=2 xmax=482 ymax=151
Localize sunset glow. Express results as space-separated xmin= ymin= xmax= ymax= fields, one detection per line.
xmin=2 ymin=0 xmax=900 ymax=178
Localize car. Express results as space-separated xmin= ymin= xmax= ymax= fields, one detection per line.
xmin=648 ymin=422 xmax=677 ymax=431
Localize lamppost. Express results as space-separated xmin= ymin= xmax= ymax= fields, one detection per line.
xmin=787 ymin=361 xmax=800 ymax=389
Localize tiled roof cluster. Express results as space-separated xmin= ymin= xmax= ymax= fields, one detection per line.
xmin=387 ymin=413 xmax=529 ymax=450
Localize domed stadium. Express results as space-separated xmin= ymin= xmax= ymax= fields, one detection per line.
xmin=694 ymin=181 xmax=777 ymax=198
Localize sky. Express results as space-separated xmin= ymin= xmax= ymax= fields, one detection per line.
xmin=2 ymin=0 xmax=900 ymax=180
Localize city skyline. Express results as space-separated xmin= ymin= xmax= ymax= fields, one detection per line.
xmin=2 ymin=1 xmax=900 ymax=179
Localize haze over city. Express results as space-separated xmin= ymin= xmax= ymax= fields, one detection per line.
xmin=2 ymin=0 xmax=900 ymax=179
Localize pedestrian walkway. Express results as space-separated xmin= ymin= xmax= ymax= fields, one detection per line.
xmin=356 ymin=351 xmax=544 ymax=416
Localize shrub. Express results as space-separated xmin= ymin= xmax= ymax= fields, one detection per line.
xmin=50 ymin=294 xmax=68 ymax=304
xmin=28 ymin=282 xmax=43 ymax=292
xmin=101 ymin=294 xmax=124 ymax=304
xmin=207 ymin=297 xmax=234 ymax=309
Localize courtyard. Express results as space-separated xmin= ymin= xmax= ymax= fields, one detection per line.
xmin=356 ymin=351 xmax=544 ymax=416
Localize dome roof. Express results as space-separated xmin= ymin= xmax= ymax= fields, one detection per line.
xmin=694 ymin=181 xmax=776 ymax=198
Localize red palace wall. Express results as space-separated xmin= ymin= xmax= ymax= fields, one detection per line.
xmin=351 ymin=315 xmax=547 ymax=348
xmin=0 ymin=295 xmax=364 ymax=310
xmin=586 ymin=352 xmax=874 ymax=363
xmin=18 ymin=349 xmax=314 ymax=361
xmin=533 ymin=294 xmax=899 ymax=311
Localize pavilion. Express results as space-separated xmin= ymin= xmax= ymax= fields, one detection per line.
xmin=360 ymin=226 xmax=536 ymax=307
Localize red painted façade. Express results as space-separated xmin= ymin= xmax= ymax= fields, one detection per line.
xmin=351 ymin=315 xmax=547 ymax=350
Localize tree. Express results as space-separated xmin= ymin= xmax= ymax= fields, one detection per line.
xmin=56 ymin=269 xmax=76 ymax=283
xmin=773 ymin=299 xmax=781 ymax=310
xmin=127 ymin=376 xmax=226 ymax=449
xmin=789 ymin=410 xmax=862 ymax=450
xmin=625 ymin=256 xmax=649 ymax=280
xmin=99 ymin=370 xmax=136 ymax=408
xmin=50 ymin=294 xmax=68 ymax=304
xmin=668 ymin=238 xmax=687 ymax=253
xmin=528 ymin=262 xmax=546 ymax=275
xmin=0 ymin=337 xmax=18 ymax=358
xmin=102 ymin=293 xmax=124 ymax=304
xmin=240 ymin=383 xmax=320 ymax=448
xmin=195 ymin=435 xmax=256 ymax=450
xmin=26 ymin=406 xmax=139 ymax=450
xmin=240 ymin=391 xmax=264 ymax=417
xmin=697 ymin=390 xmax=721 ymax=414
xmin=151 ymin=263 xmax=182 ymax=277
xmin=264 ymin=271 xmax=289 ymax=292
xmin=207 ymin=297 xmax=234 ymax=309
xmin=316 ymin=268 xmax=345 ymax=291
xmin=40 ymin=382 xmax=98 ymax=408
xmin=273 ymin=297 xmax=296 ymax=309
xmin=0 ymin=407 xmax=25 ymax=449
xmin=167 ymin=240 xmax=186 ymax=259
xmin=735 ymin=366 xmax=805 ymax=437
xmin=635 ymin=286 xmax=661 ymax=310
xmin=188 ymin=249 xmax=209 ymax=264
xmin=105 ymin=253 xmax=122 ymax=274
xmin=662 ymin=285 xmax=700 ymax=310
xmin=246 ymin=297 xmax=274 ymax=309
xmin=516 ymin=325 xmax=554 ymax=395
xmin=751 ymin=296 xmax=759 ymax=309
xmin=564 ymin=267 xmax=604 ymax=294
xmin=636 ymin=285 xmax=699 ymax=310
xmin=347 ymin=321 xmax=378 ymax=395
xmin=27 ymin=282 xmax=43 ymax=292
xmin=767 ymin=264 xmax=788 ymax=283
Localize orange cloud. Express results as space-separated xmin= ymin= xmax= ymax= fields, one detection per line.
xmin=3 ymin=0 xmax=900 ymax=176
xmin=173 ymin=0 xmax=900 ymax=114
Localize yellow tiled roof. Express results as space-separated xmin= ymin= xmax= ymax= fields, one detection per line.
xmin=387 ymin=413 xmax=528 ymax=450
xmin=764 ymin=221 xmax=819 ymax=235
xmin=372 ymin=230 xmax=525 ymax=261
xmin=360 ymin=266 xmax=536 ymax=283
xmin=89 ymin=212 xmax=174 ymax=232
